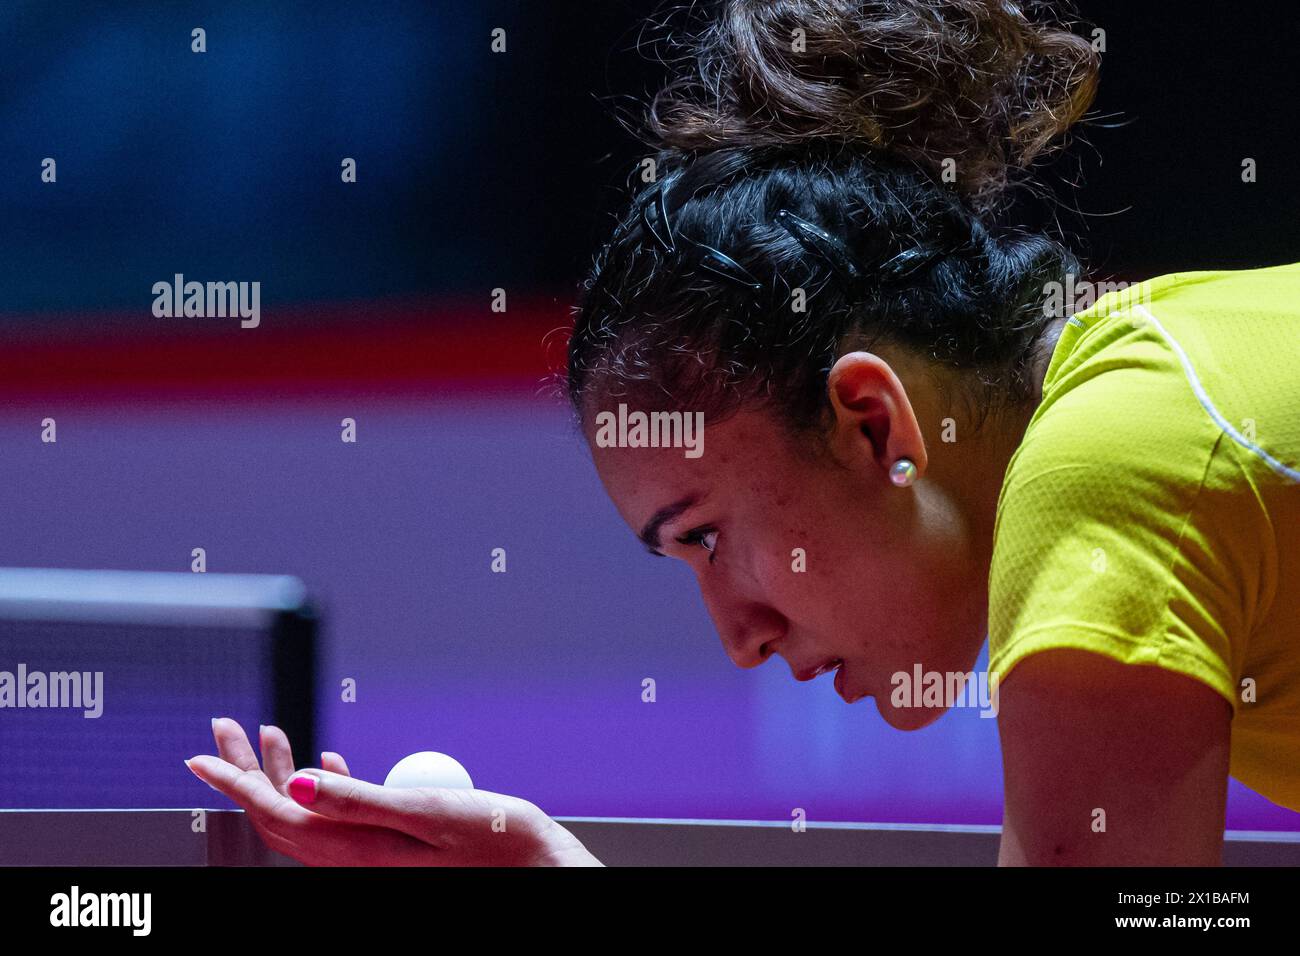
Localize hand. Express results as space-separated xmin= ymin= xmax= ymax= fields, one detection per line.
xmin=186 ymin=718 xmax=602 ymax=866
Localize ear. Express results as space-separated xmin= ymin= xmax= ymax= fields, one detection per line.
xmin=825 ymin=351 xmax=928 ymax=480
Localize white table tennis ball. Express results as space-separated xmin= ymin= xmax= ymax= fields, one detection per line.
xmin=383 ymin=751 xmax=474 ymax=790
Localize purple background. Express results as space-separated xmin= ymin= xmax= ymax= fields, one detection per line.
xmin=2 ymin=395 xmax=1296 ymax=830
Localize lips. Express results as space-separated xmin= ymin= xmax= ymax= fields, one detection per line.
xmin=795 ymin=658 xmax=843 ymax=683
xmin=793 ymin=658 xmax=863 ymax=702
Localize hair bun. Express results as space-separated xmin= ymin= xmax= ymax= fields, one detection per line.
xmin=646 ymin=0 xmax=1099 ymax=211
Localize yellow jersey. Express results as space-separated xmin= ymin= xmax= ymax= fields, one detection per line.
xmin=989 ymin=262 xmax=1300 ymax=811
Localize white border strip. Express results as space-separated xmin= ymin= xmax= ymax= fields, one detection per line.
xmin=5 ymin=809 xmax=1295 ymax=842
xmin=555 ymin=816 xmax=1001 ymax=833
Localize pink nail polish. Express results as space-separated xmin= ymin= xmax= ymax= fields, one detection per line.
xmin=288 ymin=774 xmax=318 ymax=805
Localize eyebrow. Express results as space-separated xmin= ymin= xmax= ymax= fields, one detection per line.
xmin=638 ymin=495 xmax=700 ymax=555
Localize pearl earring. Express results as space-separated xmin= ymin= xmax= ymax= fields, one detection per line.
xmin=889 ymin=457 xmax=918 ymax=487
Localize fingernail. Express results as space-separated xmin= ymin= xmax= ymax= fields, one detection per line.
xmin=211 ymin=717 xmax=222 ymax=730
xmin=185 ymin=757 xmax=220 ymax=792
xmin=288 ymin=773 xmax=318 ymax=805
xmin=321 ymin=751 xmax=339 ymax=763
xmin=259 ymin=724 xmax=267 ymax=735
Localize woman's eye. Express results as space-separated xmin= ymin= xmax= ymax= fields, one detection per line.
xmin=678 ymin=528 xmax=719 ymax=563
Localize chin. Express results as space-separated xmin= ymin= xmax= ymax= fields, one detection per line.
xmin=874 ymin=697 xmax=950 ymax=731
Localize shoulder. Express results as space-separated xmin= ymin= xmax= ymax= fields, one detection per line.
xmin=988 ymin=311 xmax=1243 ymax=706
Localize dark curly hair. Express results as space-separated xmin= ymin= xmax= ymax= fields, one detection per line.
xmin=568 ymin=0 xmax=1100 ymax=434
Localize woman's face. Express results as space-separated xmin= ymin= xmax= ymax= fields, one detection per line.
xmin=586 ymin=350 xmax=1004 ymax=730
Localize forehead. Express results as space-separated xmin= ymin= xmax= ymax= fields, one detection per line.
xmin=584 ymin=406 xmax=799 ymax=527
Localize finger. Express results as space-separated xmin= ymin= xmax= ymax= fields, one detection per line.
xmin=259 ymin=724 xmax=297 ymax=791
xmin=186 ymin=755 xmax=431 ymax=866
xmin=285 ymin=769 xmax=541 ymax=850
xmin=320 ymin=751 xmax=351 ymax=776
xmin=212 ymin=717 xmax=264 ymax=773
xmin=189 ymin=753 xmax=312 ymax=824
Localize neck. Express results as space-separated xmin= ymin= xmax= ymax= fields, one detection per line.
xmin=930 ymin=314 xmax=1070 ymax=573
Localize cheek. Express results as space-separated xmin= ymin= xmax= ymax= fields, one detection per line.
xmin=773 ymin=508 xmax=939 ymax=654
xmin=742 ymin=461 xmax=896 ymax=618
xmin=755 ymin=508 xmax=890 ymax=618
xmin=784 ymin=488 xmax=883 ymax=580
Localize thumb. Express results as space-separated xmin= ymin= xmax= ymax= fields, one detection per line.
xmin=286 ymin=769 xmax=514 ymax=846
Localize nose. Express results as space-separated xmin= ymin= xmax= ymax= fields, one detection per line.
xmin=698 ymin=583 xmax=786 ymax=669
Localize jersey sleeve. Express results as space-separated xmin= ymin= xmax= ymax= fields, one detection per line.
xmin=987 ymin=362 xmax=1264 ymax=712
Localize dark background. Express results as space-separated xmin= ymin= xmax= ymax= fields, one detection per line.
xmin=2 ymin=0 xmax=1297 ymax=322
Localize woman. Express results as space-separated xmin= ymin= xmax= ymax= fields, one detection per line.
xmin=188 ymin=0 xmax=1300 ymax=865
